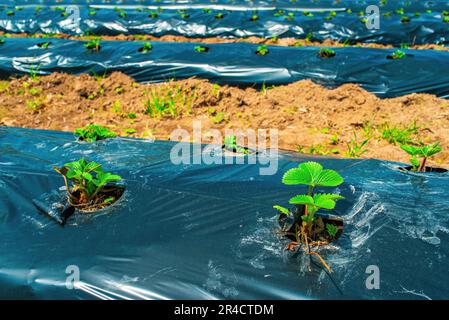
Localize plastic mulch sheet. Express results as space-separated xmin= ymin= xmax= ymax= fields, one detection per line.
xmin=2 ymin=37 xmax=449 ymax=98
xmin=1 ymin=2 xmax=449 ymax=45
xmin=1 ymin=126 xmax=449 ymax=299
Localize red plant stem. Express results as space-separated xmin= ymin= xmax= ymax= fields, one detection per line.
xmin=419 ymin=157 xmax=427 ymax=172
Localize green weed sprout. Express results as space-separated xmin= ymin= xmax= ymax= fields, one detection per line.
xmin=194 ymin=45 xmax=209 ymax=53
xmin=223 ymin=135 xmax=250 ymax=154
xmin=346 ymin=130 xmax=369 ymax=158
xmin=74 ymin=124 xmax=117 ymax=142
xmin=274 ymin=161 xmax=344 ymax=244
xmin=250 ymin=13 xmax=259 ymax=21
xmin=256 ymin=45 xmax=269 ymax=55
xmin=326 ymin=224 xmax=339 ymax=237
xmin=148 ymin=11 xmax=159 ymax=18
xmin=54 ymin=158 xmax=122 ymax=206
xmin=444 ymin=16 xmax=449 ymax=23
xmin=400 ymin=142 xmax=442 ymax=172
xmin=215 ymin=13 xmax=225 ymax=19
xmin=85 ymin=38 xmax=101 ymax=51
xmin=318 ymin=48 xmax=336 ymax=58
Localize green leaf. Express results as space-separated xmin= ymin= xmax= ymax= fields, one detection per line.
xmin=84 ymin=161 xmax=102 ymax=173
xmin=66 ymin=169 xmax=78 ymax=179
xmin=326 ymin=223 xmax=339 ymax=237
xmin=282 ymin=161 xmax=343 ymax=187
xmin=421 ymin=142 xmax=442 ymax=157
xmin=289 ymin=194 xmax=314 ymax=205
xmin=82 ymin=172 xmax=93 ymax=181
xmin=400 ymin=144 xmax=419 ymax=156
xmin=314 ymin=169 xmax=344 ymax=187
xmin=273 ymin=205 xmax=291 ymax=216
xmin=313 ymin=193 xmax=343 ymax=210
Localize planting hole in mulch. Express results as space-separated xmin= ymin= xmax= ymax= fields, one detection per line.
xmin=278 ymin=205 xmax=343 ymax=243
xmin=399 ymin=166 xmax=448 ymax=173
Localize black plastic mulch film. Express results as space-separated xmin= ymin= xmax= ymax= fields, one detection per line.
xmin=1 ymin=127 xmax=449 ymax=299
xmin=1 ymin=37 xmax=449 ymax=98
xmin=1 ymin=1 xmax=449 ymax=44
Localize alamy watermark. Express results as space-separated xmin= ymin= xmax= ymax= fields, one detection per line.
xmin=365 ymin=5 xmax=381 ymax=30
xmin=169 ymin=121 xmax=279 ymax=175
xmin=65 ymin=265 xmax=80 ymax=290
xmin=365 ymin=265 xmax=380 ymax=289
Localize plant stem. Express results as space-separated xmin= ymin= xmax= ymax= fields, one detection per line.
xmin=419 ymin=157 xmax=427 ymax=172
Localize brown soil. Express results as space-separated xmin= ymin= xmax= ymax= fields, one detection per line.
xmin=1 ymin=72 xmax=449 ymax=167
xmin=2 ymin=32 xmax=449 ymax=51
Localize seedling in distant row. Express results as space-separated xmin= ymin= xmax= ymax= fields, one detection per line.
xmin=250 ymin=13 xmax=259 ymax=21
xmin=85 ymin=38 xmax=101 ymax=51
xmin=400 ymin=15 xmax=410 ymax=23
xmin=256 ymin=45 xmax=269 ymax=55
xmin=74 ymin=124 xmax=117 ymax=142
xmin=318 ymin=48 xmax=336 ymax=58
xmin=37 ymin=42 xmax=51 ymax=49
xmin=203 ymin=8 xmax=212 ymax=14
xmin=148 ymin=11 xmax=158 ymax=18
xmin=54 ymin=158 xmax=122 ymax=210
xmin=400 ymin=142 xmax=442 ymax=172
xmin=139 ymin=42 xmax=153 ymax=53
xmin=194 ymin=45 xmax=209 ymax=53
xmin=388 ymin=49 xmax=406 ymax=59
xmin=215 ymin=13 xmax=225 ymax=19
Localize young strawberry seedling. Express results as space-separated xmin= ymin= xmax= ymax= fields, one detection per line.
xmin=148 ymin=11 xmax=158 ymax=18
xmin=54 ymin=158 xmax=123 ymax=212
xmin=74 ymin=124 xmax=117 ymax=142
xmin=256 ymin=45 xmax=269 ymax=55
xmin=318 ymin=48 xmax=336 ymax=58
xmin=400 ymin=142 xmax=443 ymax=172
xmin=194 ymin=45 xmax=209 ymax=53
xmin=84 ymin=38 xmax=101 ymax=51
xmin=388 ymin=49 xmax=406 ymax=59
xmin=250 ymin=13 xmax=259 ymax=21
xmin=223 ymin=135 xmax=250 ymax=154
xmin=274 ymin=161 xmax=345 ymax=272
xmin=139 ymin=42 xmax=153 ymax=53
xmin=37 ymin=42 xmax=50 ymax=49
xmin=215 ymin=13 xmax=225 ymax=19
xmin=400 ymin=16 xmax=411 ymax=23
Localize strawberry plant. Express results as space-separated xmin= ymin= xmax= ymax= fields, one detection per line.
xmin=250 ymin=13 xmax=259 ymax=21
xmin=139 ymin=42 xmax=153 ymax=53
xmin=274 ymin=162 xmax=344 ymax=272
xmin=318 ymin=48 xmax=336 ymax=58
xmin=223 ymin=135 xmax=250 ymax=154
xmin=85 ymin=38 xmax=101 ymax=51
xmin=74 ymin=124 xmax=116 ymax=142
xmin=388 ymin=49 xmax=406 ymax=59
xmin=400 ymin=142 xmax=443 ymax=172
xmin=215 ymin=13 xmax=225 ymax=19
xmin=400 ymin=16 xmax=410 ymax=23
xmin=256 ymin=45 xmax=269 ymax=55
xmin=37 ymin=42 xmax=50 ymax=49
xmin=54 ymin=158 xmax=123 ymax=211
xmin=194 ymin=45 xmax=209 ymax=53
xmin=148 ymin=11 xmax=158 ymax=18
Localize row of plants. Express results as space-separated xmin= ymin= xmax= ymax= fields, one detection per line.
xmin=3 ymin=5 xmax=449 ymax=23
xmin=2 ymin=37 xmax=411 ymax=60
